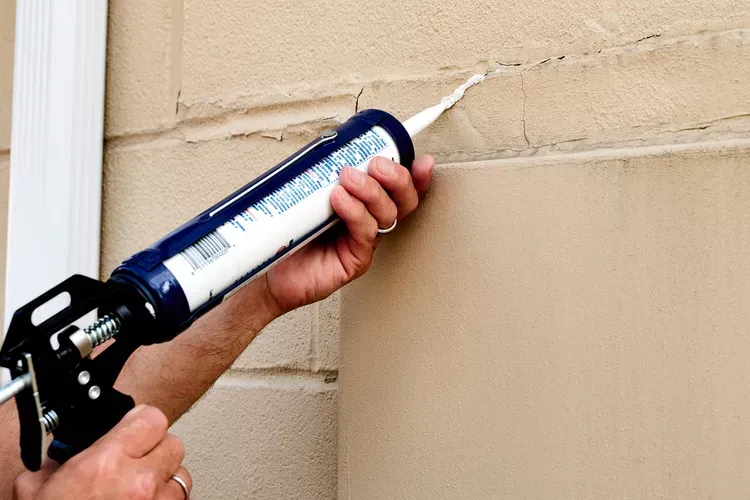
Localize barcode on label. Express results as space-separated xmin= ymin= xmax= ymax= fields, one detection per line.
xmin=180 ymin=230 xmax=231 ymax=271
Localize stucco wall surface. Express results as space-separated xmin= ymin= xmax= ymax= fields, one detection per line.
xmin=340 ymin=142 xmax=750 ymax=498
xmin=0 ymin=0 xmax=742 ymax=498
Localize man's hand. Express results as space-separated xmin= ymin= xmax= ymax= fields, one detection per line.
xmin=13 ymin=405 xmax=191 ymax=500
xmin=264 ymin=154 xmax=435 ymax=315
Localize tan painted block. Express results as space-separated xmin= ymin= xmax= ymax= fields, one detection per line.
xmin=234 ymin=304 xmax=313 ymax=371
xmin=0 ymin=160 xmax=9 ymax=325
xmin=171 ymin=375 xmax=337 ymax=500
xmin=104 ymin=0 xmax=181 ymax=137
xmin=0 ymin=0 xmax=15 ymax=150
xmin=339 ymin=142 xmax=750 ymax=499
xmin=101 ymin=135 xmax=308 ymax=276
xmin=523 ymin=30 xmax=750 ymax=152
xmin=314 ymin=292 xmax=340 ymax=372
xmin=360 ymin=30 xmax=750 ymax=163
xmin=181 ymin=0 xmax=749 ymax=111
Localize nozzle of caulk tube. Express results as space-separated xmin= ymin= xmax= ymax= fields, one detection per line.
xmin=402 ymin=73 xmax=487 ymax=138
xmin=402 ymin=102 xmax=447 ymax=138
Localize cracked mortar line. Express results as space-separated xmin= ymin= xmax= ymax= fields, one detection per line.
xmin=354 ymin=86 xmax=365 ymax=114
xmin=440 ymin=138 xmax=750 ymax=175
xmin=519 ymin=71 xmax=531 ymax=147
xmin=310 ymin=302 xmax=320 ymax=372
xmin=430 ymin=126 xmax=750 ymax=166
xmin=345 ymin=443 xmax=352 ymax=500
xmin=105 ymin=111 xmax=345 ymax=151
xmin=219 ymin=371 xmax=338 ymax=392
xmin=105 ymin=28 xmax=749 ymax=151
xmin=168 ymin=27 xmax=748 ymax=133
xmin=228 ymin=365 xmax=338 ymax=382
xmin=634 ymin=33 xmax=662 ymax=43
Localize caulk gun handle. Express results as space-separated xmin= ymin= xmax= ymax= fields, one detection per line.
xmin=46 ymin=338 xmax=139 ymax=466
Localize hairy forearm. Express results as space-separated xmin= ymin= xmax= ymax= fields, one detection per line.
xmin=114 ymin=275 xmax=279 ymax=422
xmin=0 ymin=400 xmax=22 ymax=499
xmin=0 ymin=276 xmax=280 ymax=498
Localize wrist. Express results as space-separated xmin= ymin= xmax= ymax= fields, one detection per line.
xmin=255 ymin=273 xmax=285 ymax=323
xmin=230 ymin=274 xmax=284 ymax=326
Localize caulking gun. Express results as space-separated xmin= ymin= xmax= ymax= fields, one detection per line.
xmin=0 ymin=74 xmax=486 ymax=471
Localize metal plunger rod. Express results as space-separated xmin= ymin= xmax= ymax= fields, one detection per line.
xmin=0 ymin=373 xmax=31 ymax=406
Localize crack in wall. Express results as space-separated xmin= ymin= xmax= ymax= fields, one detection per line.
xmin=218 ymin=371 xmax=338 ymax=392
xmin=669 ymin=112 xmax=750 ymax=131
xmin=429 ymin=117 xmax=750 ymax=165
xmin=106 ymin=109 xmax=345 ymax=149
xmin=430 ymin=136 xmax=589 ymax=163
xmin=345 ymin=443 xmax=352 ymax=500
xmin=228 ymin=365 xmax=338 ymax=380
xmin=434 ymin=138 xmax=750 ymax=172
xmin=169 ymin=0 xmax=184 ymax=121
xmin=519 ymin=72 xmax=531 ymax=147
xmin=354 ymin=86 xmax=365 ymax=114
xmin=635 ymin=33 xmax=662 ymax=43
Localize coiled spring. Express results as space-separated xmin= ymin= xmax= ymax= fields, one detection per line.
xmin=84 ymin=314 xmax=122 ymax=348
xmin=42 ymin=409 xmax=59 ymax=433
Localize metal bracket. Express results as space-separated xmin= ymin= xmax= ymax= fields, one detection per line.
xmin=22 ymin=353 xmax=46 ymax=470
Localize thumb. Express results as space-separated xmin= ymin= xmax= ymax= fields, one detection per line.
xmin=91 ymin=404 xmax=169 ymax=459
xmin=13 ymin=460 xmax=59 ymax=499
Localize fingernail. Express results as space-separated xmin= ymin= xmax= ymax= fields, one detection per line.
xmin=348 ymin=167 xmax=366 ymax=185
xmin=125 ymin=405 xmax=147 ymax=419
xmin=376 ymin=157 xmax=394 ymax=176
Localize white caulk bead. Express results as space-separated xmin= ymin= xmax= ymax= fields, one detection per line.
xmin=402 ymin=73 xmax=487 ymax=138
xmin=440 ymin=73 xmax=487 ymax=109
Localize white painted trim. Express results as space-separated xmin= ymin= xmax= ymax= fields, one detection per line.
xmin=3 ymin=1 xmax=108 ymax=380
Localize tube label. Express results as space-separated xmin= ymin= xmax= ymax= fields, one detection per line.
xmin=162 ymin=126 xmax=400 ymax=311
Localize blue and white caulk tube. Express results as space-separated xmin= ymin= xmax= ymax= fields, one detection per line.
xmin=109 ymin=75 xmax=486 ymax=338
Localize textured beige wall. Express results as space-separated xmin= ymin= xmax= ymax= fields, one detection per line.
xmin=0 ymin=0 xmax=14 ymax=327
xmin=93 ymin=0 xmax=750 ymax=498
xmin=0 ymin=0 xmax=13 ymax=153
xmin=340 ymin=143 xmax=750 ymax=498
xmin=336 ymin=2 xmax=750 ymax=497
xmin=332 ymin=0 xmax=749 ymax=498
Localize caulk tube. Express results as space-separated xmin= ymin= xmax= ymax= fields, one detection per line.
xmin=109 ymin=110 xmax=415 ymax=337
